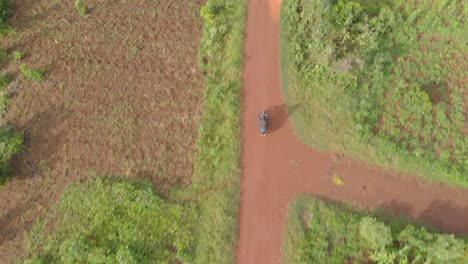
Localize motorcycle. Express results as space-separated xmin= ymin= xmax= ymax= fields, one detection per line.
xmin=258 ymin=111 xmax=269 ymax=136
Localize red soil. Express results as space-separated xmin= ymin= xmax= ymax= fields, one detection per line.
xmin=236 ymin=0 xmax=468 ymax=263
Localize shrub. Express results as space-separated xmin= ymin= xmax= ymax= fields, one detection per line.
xmin=0 ymin=0 xmax=11 ymax=26
xmin=23 ymin=177 xmax=197 ymax=263
xmin=359 ymin=216 xmax=393 ymax=250
xmin=74 ymin=0 xmax=89 ymax=18
xmin=12 ymin=51 xmax=23 ymax=61
xmin=19 ymin=64 xmax=44 ymax=82
xmin=398 ymin=225 xmax=465 ymax=263
xmin=283 ymin=196 xmax=466 ymax=264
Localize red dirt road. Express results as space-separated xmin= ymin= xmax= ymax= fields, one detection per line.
xmin=236 ymin=0 xmax=468 ymax=263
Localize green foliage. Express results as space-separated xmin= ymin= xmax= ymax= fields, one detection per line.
xmin=180 ymin=0 xmax=246 ymax=263
xmin=74 ymin=0 xmax=89 ymax=18
xmin=283 ymin=195 xmax=466 ymax=264
xmin=359 ymin=216 xmax=393 ymax=250
xmin=397 ymin=225 xmax=465 ymax=263
xmin=19 ymin=64 xmax=44 ymax=82
xmin=23 ymin=177 xmax=197 ymax=264
xmin=0 ymin=0 xmax=11 ymax=26
xmin=281 ymin=0 xmax=468 ymax=186
xmin=0 ymin=126 xmax=23 ymax=183
xmin=12 ymin=51 xmax=23 ymax=61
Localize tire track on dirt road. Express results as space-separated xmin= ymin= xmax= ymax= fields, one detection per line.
xmin=236 ymin=0 xmax=468 ymax=263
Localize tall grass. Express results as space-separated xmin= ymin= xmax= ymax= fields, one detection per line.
xmin=283 ymin=195 xmax=467 ymax=264
xmin=178 ymin=0 xmax=247 ymax=263
xmin=280 ymin=0 xmax=468 ymax=187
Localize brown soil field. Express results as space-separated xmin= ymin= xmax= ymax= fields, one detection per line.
xmin=0 ymin=0 xmax=205 ymax=262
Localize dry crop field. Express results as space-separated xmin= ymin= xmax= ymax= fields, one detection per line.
xmin=0 ymin=0 xmax=205 ymax=261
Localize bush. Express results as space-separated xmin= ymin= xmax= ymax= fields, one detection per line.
xmin=0 ymin=0 xmax=11 ymax=26
xmin=359 ymin=216 xmax=393 ymax=250
xmin=397 ymin=225 xmax=465 ymax=263
xmin=19 ymin=64 xmax=44 ymax=82
xmin=283 ymin=196 xmax=466 ymax=264
xmin=0 ymin=126 xmax=23 ymax=182
xmin=12 ymin=51 xmax=23 ymax=61
xmin=23 ymin=177 xmax=197 ymax=263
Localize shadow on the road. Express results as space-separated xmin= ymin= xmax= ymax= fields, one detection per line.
xmin=266 ymin=103 xmax=300 ymax=133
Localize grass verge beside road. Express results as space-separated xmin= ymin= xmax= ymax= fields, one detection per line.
xmin=180 ymin=0 xmax=246 ymax=263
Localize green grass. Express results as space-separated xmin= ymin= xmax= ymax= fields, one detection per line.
xmin=283 ymin=195 xmax=467 ymax=264
xmin=19 ymin=63 xmax=44 ymax=82
xmin=170 ymin=0 xmax=247 ymax=263
xmin=22 ymin=177 xmax=197 ymax=264
xmin=280 ymin=0 xmax=468 ymax=186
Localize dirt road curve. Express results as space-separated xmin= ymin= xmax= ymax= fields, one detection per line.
xmin=236 ymin=0 xmax=468 ymax=263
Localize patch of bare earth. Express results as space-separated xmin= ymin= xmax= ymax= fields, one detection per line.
xmin=0 ymin=0 xmax=205 ymax=262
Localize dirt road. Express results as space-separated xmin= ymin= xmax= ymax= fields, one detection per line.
xmin=236 ymin=0 xmax=468 ymax=263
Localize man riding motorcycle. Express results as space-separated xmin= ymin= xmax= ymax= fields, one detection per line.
xmin=258 ymin=111 xmax=268 ymax=136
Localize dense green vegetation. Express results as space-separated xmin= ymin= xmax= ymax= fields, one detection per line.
xmin=281 ymin=0 xmax=467 ymax=186
xmin=0 ymin=0 xmax=11 ymax=27
xmin=283 ymin=195 xmax=467 ymax=264
xmin=176 ymin=0 xmax=246 ymax=263
xmin=23 ymin=177 xmax=197 ymax=264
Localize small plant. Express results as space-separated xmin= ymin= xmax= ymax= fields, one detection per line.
xmin=74 ymin=0 xmax=89 ymax=18
xmin=130 ymin=45 xmax=140 ymax=56
xmin=12 ymin=51 xmax=23 ymax=61
xmin=19 ymin=64 xmax=44 ymax=82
